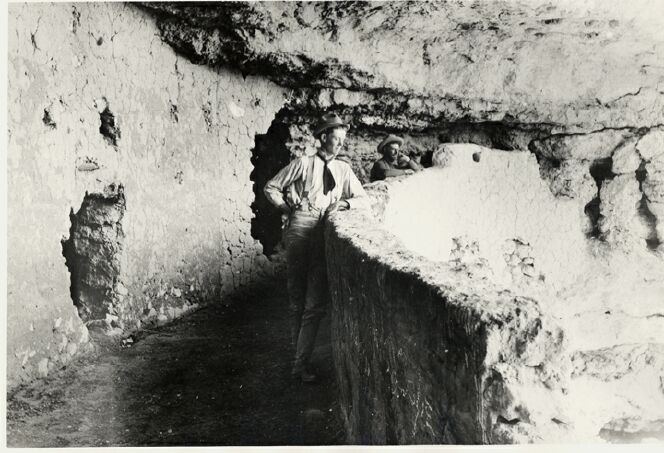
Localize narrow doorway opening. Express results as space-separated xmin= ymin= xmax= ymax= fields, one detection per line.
xmin=250 ymin=117 xmax=292 ymax=258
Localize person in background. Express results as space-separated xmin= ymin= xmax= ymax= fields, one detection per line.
xmin=263 ymin=112 xmax=368 ymax=383
xmin=370 ymin=134 xmax=422 ymax=182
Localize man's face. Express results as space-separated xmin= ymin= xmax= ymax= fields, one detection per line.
xmin=321 ymin=128 xmax=347 ymax=157
xmin=384 ymin=143 xmax=400 ymax=162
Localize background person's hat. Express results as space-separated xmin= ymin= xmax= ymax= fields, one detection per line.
xmin=313 ymin=113 xmax=349 ymax=138
xmin=377 ymin=134 xmax=404 ymax=153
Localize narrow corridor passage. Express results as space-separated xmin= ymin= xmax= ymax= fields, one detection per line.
xmin=7 ymin=279 xmax=344 ymax=447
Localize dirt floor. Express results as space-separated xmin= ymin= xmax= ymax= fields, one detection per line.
xmin=6 ymin=279 xmax=345 ymax=447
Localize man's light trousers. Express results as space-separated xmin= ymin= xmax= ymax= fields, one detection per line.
xmin=284 ymin=205 xmax=328 ymax=372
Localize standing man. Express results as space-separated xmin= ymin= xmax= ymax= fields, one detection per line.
xmin=370 ymin=134 xmax=422 ymax=182
xmin=264 ymin=112 xmax=368 ymax=383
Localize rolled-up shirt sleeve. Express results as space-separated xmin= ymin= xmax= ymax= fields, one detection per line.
xmin=342 ymin=165 xmax=370 ymax=211
xmin=370 ymin=160 xmax=389 ymax=182
xmin=264 ymin=158 xmax=304 ymax=209
xmin=407 ymin=158 xmax=422 ymax=171
xmin=371 ymin=159 xmax=409 ymax=181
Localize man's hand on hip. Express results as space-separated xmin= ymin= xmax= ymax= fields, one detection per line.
xmin=277 ymin=203 xmax=291 ymax=215
xmin=278 ymin=203 xmax=292 ymax=229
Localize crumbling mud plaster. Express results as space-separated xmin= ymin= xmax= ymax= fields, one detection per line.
xmin=326 ymin=145 xmax=664 ymax=444
xmin=8 ymin=3 xmax=286 ymax=387
xmin=61 ymin=185 xmax=126 ymax=327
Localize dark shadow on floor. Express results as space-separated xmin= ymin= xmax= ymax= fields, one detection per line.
xmin=7 ymin=278 xmax=345 ymax=447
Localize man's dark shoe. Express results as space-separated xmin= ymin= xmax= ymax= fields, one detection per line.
xmin=300 ymin=369 xmax=318 ymax=383
xmin=292 ymin=367 xmax=318 ymax=383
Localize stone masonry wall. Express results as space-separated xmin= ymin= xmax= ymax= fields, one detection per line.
xmin=7 ymin=3 xmax=286 ymax=387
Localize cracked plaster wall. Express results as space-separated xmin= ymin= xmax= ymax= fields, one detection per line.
xmin=7 ymin=3 xmax=286 ymax=387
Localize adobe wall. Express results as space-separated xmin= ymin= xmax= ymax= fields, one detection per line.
xmin=325 ymin=145 xmax=664 ymax=443
xmin=7 ymin=2 xmax=286 ymax=387
xmin=325 ymin=191 xmax=565 ymax=444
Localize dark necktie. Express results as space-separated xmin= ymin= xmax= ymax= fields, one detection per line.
xmin=319 ymin=154 xmax=336 ymax=195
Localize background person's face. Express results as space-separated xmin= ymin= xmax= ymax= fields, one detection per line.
xmin=384 ymin=143 xmax=400 ymax=161
xmin=321 ymin=128 xmax=347 ymax=157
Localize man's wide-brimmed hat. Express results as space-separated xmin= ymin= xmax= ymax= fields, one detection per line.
xmin=313 ymin=113 xmax=349 ymax=138
xmin=377 ymin=134 xmax=404 ymax=153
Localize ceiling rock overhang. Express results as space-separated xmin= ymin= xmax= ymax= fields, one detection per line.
xmin=140 ymin=1 xmax=664 ymax=133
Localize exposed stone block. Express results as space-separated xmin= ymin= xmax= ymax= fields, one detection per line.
xmin=530 ymin=130 xmax=630 ymax=161
xmin=538 ymin=159 xmax=596 ymax=202
xmin=611 ymin=139 xmax=641 ymax=174
xmin=637 ymin=129 xmax=664 ymax=161
xmin=598 ymin=175 xmax=646 ymax=247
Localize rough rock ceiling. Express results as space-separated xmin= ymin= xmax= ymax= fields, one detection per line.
xmin=141 ymin=1 xmax=664 ymax=131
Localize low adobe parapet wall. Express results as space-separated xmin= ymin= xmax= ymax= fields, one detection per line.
xmin=325 ymin=144 xmax=664 ymax=444
xmin=324 ymin=179 xmax=565 ymax=444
